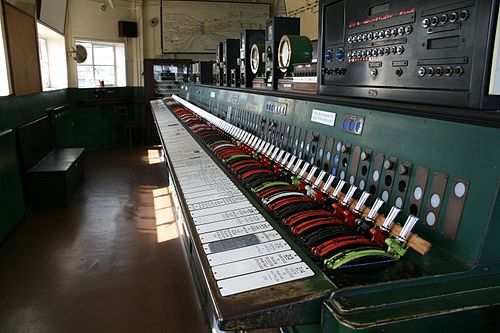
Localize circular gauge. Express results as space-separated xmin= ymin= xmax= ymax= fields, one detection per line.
xmin=277 ymin=35 xmax=313 ymax=74
xmin=278 ymin=35 xmax=292 ymax=73
xmin=250 ymin=44 xmax=262 ymax=75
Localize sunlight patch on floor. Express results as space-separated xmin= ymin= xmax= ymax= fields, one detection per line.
xmin=143 ymin=148 xmax=164 ymax=165
xmin=137 ymin=184 xmax=178 ymax=243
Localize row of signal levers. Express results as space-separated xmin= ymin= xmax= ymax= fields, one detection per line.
xmin=163 ymin=97 xmax=431 ymax=271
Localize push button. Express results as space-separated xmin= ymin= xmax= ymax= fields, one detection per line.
xmin=325 ymin=50 xmax=333 ymax=61
xmin=336 ymin=50 xmax=345 ymax=60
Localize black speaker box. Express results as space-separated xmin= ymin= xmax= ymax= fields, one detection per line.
xmin=118 ymin=21 xmax=137 ymax=38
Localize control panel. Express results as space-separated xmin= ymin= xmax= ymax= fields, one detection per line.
xmin=191 ymin=61 xmax=213 ymax=85
xmin=214 ymin=42 xmax=223 ymax=86
xmin=318 ymin=0 xmax=500 ymax=109
xmin=222 ymin=39 xmax=240 ymax=87
xmin=240 ymin=30 xmax=265 ymax=87
xmin=292 ymin=62 xmax=318 ymax=93
xmin=265 ymin=17 xmax=301 ymax=89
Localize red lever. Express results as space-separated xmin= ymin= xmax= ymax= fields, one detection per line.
xmin=273 ymin=164 xmax=281 ymax=175
xmin=283 ymin=209 xmax=334 ymax=226
xmin=240 ymin=169 xmax=273 ymax=180
xmin=256 ymin=186 xmax=299 ymax=199
xmin=312 ymin=235 xmax=373 ymax=258
xmin=369 ymin=228 xmax=387 ymax=247
xmin=291 ymin=217 xmax=344 ymax=235
xmin=268 ymin=196 xmax=312 ymax=211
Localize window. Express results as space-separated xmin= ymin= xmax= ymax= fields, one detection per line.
xmin=0 ymin=4 xmax=10 ymax=96
xmin=76 ymin=41 xmax=126 ymax=88
xmin=36 ymin=22 xmax=68 ymax=91
xmin=38 ymin=37 xmax=49 ymax=88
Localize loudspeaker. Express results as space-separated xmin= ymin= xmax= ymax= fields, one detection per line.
xmin=118 ymin=21 xmax=137 ymax=38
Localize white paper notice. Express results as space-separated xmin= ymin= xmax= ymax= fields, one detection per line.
xmin=311 ymin=109 xmax=336 ymax=127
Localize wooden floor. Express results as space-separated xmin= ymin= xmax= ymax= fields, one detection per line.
xmin=0 ymin=147 xmax=205 ymax=332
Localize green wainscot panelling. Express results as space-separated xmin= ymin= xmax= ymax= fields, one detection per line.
xmin=283 ymin=324 xmax=322 ymax=333
xmin=0 ymin=129 xmax=26 ymax=243
xmin=52 ymin=105 xmax=75 ymax=148
xmin=0 ymin=89 xmax=68 ymax=130
xmin=67 ymin=87 xmax=145 ymax=150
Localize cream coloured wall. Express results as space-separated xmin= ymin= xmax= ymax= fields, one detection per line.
xmin=65 ymin=0 xmax=319 ymax=87
xmin=65 ymin=0 xmax=143 ymax=87
xmin=286 ymin=0 xmax=319 ymax=40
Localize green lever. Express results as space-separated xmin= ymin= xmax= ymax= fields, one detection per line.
xmin=223 ymin=154 xmax=251 ymax=164
xmin=324 ymin=248 xmax=393 ymax=270
xmin=291 ymin=176 xmax=301 ymax=188
xmin=385 ymin=238 xmax=408 ymax=259
xmin=251 ymin=181 xmax=291 ymax=193
xmin=209 ymin=140 xmax=231 ymax=148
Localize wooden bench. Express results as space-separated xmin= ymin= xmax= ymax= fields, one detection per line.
xmin=16 ymin=116 xmax=85 ymax=208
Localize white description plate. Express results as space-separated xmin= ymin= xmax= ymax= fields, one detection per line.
xmin=217 ymin=262 xmax=314 ymax=296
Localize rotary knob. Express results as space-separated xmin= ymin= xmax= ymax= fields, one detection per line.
xmin=383 ymin=160 xmax=394 ymax=170
xmin=360 ymin=151 xmax=371 ymax=161
xmin=398 ymin=164 xmax=409 ymax=175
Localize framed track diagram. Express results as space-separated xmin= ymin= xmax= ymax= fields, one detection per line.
xmin=161 ymin=1 xmax=269 ymax=54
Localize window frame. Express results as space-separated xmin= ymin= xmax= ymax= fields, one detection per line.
xmin=0 ymin=3 xmax=11 ymax=96
xmin=36 ymin=21 xmax=68 ymax=91
xmin=38 ymin=36 xmax=50 ymax=89
xmin=75 ymin=40 xmax=125 ymax=88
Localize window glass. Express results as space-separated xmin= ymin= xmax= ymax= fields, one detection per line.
xmin=76 ymin=40 xmax=125 ymax=87
xmin=37 ymin=22 xmax=67 ymax=91
xmin=38 ymin=37 xmax=49 ymax=88
xmin=93 ymin=44 xmax=114 ymax=65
